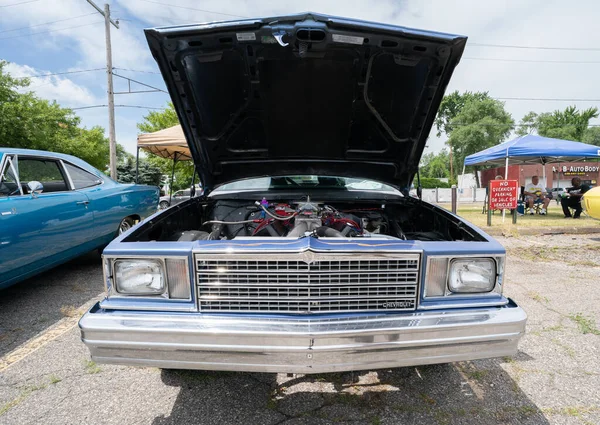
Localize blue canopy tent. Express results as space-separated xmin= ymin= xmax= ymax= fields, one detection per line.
xmin=463 ymin=134 xmax=600 ymax=181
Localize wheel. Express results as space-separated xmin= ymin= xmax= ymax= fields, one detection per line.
xmin=118 ymin=217 xmax=135 ymax=235
xmin=159 ymin=200 xmax=170 ymax=210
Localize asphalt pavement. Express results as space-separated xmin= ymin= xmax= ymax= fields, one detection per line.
xmin=1 ymin=235 xmax=599 ymax=425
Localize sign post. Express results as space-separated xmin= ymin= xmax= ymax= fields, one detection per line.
xmin=487 ymin=180 xmax=519 ymax=226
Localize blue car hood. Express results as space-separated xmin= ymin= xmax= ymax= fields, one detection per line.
xmin=145 ymin=13 xmax=467 ymax=193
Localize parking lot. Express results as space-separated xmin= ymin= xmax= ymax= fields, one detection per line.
xmin=1 ymin=234 xmax=599 ymax=425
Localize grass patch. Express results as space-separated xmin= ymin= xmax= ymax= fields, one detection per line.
xmin=49 ymin=375 xmax=61 ymax=385
xmin=551 ymin=339 xmax=576 ymax=358
xmin=569 ymin=260 xmax=600 ymax=267
xmin=84 ymin=360 xmax=102 ymax=374
xmin=60 ymin=305 xmax=79 ymax=318
xmin=527 ymin=291 xmax=549 ymax=303
xmin=370 ymin=416 xmax=382 ymax=425
xmin=568 ymin=313 xmax=600 ymax=335
xmin=450 ymin=203 xmax=599 ymax=229
xmin=466 ymin=370 xmax=489 ymax=382
xmin=419 ymin=393 xmax=436 ymax=405
xmin=0 ymin=384 xmax=46 ymax=417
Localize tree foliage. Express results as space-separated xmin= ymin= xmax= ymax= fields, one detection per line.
xmin=0 ymin=60 xmax=122 ymax=171
xmin=117 ymin=156 xmax=163 ymax=186
xmin=420 ymin=149 xmax=451 ymax=179
xmin=516 ymin=106 xmax=599 ymax=142
xmin=582 ymin=126 xmax=600 ymax=146
xmin=445 ymin=96 xmax=514 ymax=180
xmin=137 ymin=103 xmax=195 ymax=191
xmin=434 ymin=90 xmax=491 ymax=137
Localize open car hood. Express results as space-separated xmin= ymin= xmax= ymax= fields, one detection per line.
xmin=145 ymin=13 xmax=466 ymax=193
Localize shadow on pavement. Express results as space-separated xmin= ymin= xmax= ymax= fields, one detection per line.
xmin=152 ymin=355 xmax=548 ymax=425
xmin=0 ymin=250 xmax=104 ymax=357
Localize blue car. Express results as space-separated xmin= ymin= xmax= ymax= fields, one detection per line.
xmin=80 ymin=13 xmax=526 ymax=373
xmin=0 ymin=148 xmax=159 ymax=289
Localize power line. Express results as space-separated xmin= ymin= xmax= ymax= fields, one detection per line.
xmin=0 ymin=13 xmax=97 ymax=34
xmin=136 ymin=0 xmax=248 ymax=18
xmin=13 ymin=68 xmax=105 ymax=78
xmin=495 ymin=97 xmax=600 ymax=102
xmin=0 ymin=21 xmax=104 ymax=40
xmin=112 ymin=72 xmax=168 ymax=93
xmin=449 ymin=122 xmax=600 ymax=127
xmin=113 ymin=67 xmax=162 ymax=75
xmin=469 ymin=42 xmax=600 ymax=51
xmin=71 ymin=104 xmax=165 ymax=111
xmin=0 ymin=0 xmax=41 ymax=7
xmin=464 ymin=57 xmax=600 ymax=64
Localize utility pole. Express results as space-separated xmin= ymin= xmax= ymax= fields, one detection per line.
xmin=86 ymin=1 xmax=119 ymax=179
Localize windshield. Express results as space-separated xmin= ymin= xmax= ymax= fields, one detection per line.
xmin=213 ymin=176 xmax=401 ymax=194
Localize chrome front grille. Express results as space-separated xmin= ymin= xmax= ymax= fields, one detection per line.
xmin=195 ymin=253 xmax=420 ymax=313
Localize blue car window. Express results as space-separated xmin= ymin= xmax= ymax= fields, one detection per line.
xmin=63 ymin=163 xmax=102 ymax=189
xmin=18 ymin=158 xmax=69 ymax=193
xmin=0 ymin=157 xmax=20 ymax=197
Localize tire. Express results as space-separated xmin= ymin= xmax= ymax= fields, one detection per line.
xmin=118 ymin=217 xmax=135 ymax=235
xmin=159 ymin=200 xmax=170 ymax=210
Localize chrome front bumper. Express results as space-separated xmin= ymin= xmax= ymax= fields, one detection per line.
xmin=79 ymin=301 xmax=527 ymax=374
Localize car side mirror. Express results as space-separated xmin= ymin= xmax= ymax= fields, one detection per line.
xmin=27 ymin=181 xmax=44 ymax=197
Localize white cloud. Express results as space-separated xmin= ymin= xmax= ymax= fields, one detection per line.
xmin=3 ymin=0 xmax=600 ymax=157
xmin=0 ymin=0 xmax=153 ymax=70
xmin=3 ymin=62 xmax=101 ymax=106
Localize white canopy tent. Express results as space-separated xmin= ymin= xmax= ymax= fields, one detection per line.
xmin=136 ymin=125 xmax=196 ymax=199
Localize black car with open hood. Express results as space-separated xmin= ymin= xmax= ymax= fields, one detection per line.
xmin=145 ymin=12 xmax=467 ymax=193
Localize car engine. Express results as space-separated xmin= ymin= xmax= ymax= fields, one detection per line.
xmin=180 ymin=197 xmax=400 ymax=240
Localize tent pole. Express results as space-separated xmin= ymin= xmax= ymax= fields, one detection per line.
xmin=460 ymin=164 xmax=466 ymax=188
xmin=135 ymin=146 xmax=140 ymax=184
xmin=542 ymin=161 xmax=546 ymax=186
xmin=169 ymin=152 xmax=179 ymax=204
xmin=502 ymin=156 xmax=509 ymax=222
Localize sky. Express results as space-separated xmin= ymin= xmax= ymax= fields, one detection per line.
xmin=1 ymin=0 xmax=600 ymax=157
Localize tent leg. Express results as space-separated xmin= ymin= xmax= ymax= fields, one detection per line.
xmin=460 ymin=164 xmax=466 ymax=188
xmin=135 ymin=147 xmax=140 ymax=184
xmin=169 ymin=153 xmax=179 ymax=204
xmin=502 ymin=157 xmax=509 ymax=222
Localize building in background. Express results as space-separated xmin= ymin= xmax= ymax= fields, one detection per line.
xmin=480 ymin=162 xmax=600 ymax=189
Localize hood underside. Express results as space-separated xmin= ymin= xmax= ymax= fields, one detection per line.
xmin=145 ymin=13 xmax=467 ymax=192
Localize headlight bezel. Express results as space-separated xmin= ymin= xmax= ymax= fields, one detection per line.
xmin=103 ymin=255 xmax=192 ymax=301
xmin=423 ymin=255 xmax=504 ymax=300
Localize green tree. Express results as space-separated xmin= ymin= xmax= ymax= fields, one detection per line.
xmin=435 ymin=90 xmax=491 ymax=137
xmin=117 ymin=156 xmax=163 ymax=186
xmin=0 ymin=60 xmax=121 ymax=171
xmin=420 ymin=149 xmax=450 ymax=179
xmin=447 ymin=98 xmax=514 ymax=186
xmin=516 ymin=106 xmax=599 ymax=142
xmin=583 ymin=126 xmax=600 ymax=146
xmin=434 ymin=91 xmax=493 ymax=179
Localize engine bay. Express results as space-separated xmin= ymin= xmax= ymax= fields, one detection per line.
xmin=200 ymin=197 xmax=397 ymax=240
xmin=128 ymin=196 xmax=486 ymax=243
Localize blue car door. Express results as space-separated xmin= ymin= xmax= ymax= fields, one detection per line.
xmin=0 ymin=155 xmax=92 ymax=287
